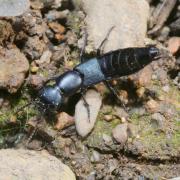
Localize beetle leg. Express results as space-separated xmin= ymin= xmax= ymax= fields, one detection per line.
xmin=80 ymin=91 xmax=91 ymax=122
xmin=80 ymin=29 xmax=88 ymax=63
xmin=97 ymin=26 xmax=115 ymax=56
xmin=104 ymin=80 xmax=128 ymax=112
xmin=26 ymin=126 xmax=37 ymax=147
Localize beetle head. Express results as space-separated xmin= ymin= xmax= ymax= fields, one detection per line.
xmin=38 ymin=85 xmax=64 ymax=110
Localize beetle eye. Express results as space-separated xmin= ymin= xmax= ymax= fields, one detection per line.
xmin=149 ymin=47 xmax=159 ymax=59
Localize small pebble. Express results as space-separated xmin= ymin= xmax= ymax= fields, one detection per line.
xmin=114 ymin=106 xmax=129 ymax=119
xmin=55 ymin=112 xmax=74 ymax=130
xmin=145 ymin=99 xmax=159 ymax=113
xmin=30 ymin=1 xmax=44 ymax=10
xmin=29 ymin=75 xmax=44 ymax=89
xmin=158 ymin=95 xmax=165 ymax=101
xmin=104 ymin=114 xmax=113 ymax=121
xmin=135 ymin=66 xmax=153 ymax=87
xmin=136 ymin=87 xmax=145 ymax=98
xmin=90 ymin=150 xmax=101 ymax=163
xmin=30 ymin=66 xmax=39 ymax=73
xmin=121 ymin=117 xmax=126 ymax=123
xmin=151 ymin=113 xmax=166 ymax=129
xmin=9 ymin=115 xmax=17 ymax=123
xmin=127 ymin=123 xmax=138 ymax=138
xmin=136 ymin=134 xmax=140 ymax=139
xmin=87 ymin=171 xmax=96 ymax=180
xmin=112 ymin=123 xmax=128 ymax=145
xmin=168 ymin=37 xmax=180 ymax=55
xmin=55 ymin=34 xmax=65 ymax=41
xmin=162 ymin=85 xmax=170 ymax=92
xmin=36 ymin=50 xmax=52 ymax=65
xmin=45 ymin=10 xmax=70 ymax=21
xmin=0 ymin=98 xmax=4 ymax=108
xmin=108 ymin=159 xmax=119 ymax=173
xmin=158 ymin=26 xmax=170 ymax=42
xmin=102 ymin=134 xmax=113 ymax=145
xmin=48 ymin=22 xmax=65 ymax=34
xmin=119 ymin=90 xmax=128 ymax=102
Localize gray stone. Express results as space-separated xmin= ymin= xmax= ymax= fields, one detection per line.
xmin=82 ymin=0 xmax=149 ymax=53
xmin=90 ymin=150 xmax=101 ymax=163
xmin=112 ymin=123 xmax=128 ymax=145
xmin=0 ymin=0 xmax=30 ymax=16
xmin=75 ymin=89 xmax=102 ymax=137
xmin=0 ymin=149 xmax=76 ymax=180
xmin=151 ymin=113 xmax=166 ymax=129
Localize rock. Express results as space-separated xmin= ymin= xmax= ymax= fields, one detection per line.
xmin=0 ymin=20 xmax=14 ymax=45
xmin=86 ymin=171 xmax=96 ymax=180
xmin=170 ymin=18 xmax=180 ymax=34
xmin=66 ymin=31 xmax=78 ymax=46
xmin=168 ymin=37 xmax=180 ymax=55
xmin=75 ymin=89 xmax=102 ymax=137
xmin=107 ymin=159 xmax=119 ymax=173
xmin=48 ymin=22 xmax=66 ymax=42
xmin=20 ymin=10 xmax=47 ymax=37
xmin=55 ymin=112 xmax=74 ymax=130
xmin=170 ymin=177 xmax=180 ymax=180
xmin=145 ymin=99 xmax=159 ymax=113
xmin=133 ymin=66 xmax=153 ymax=87
xmin=35 ymin=50 xmax=52 ymax=65
xmin=43 ymin=0 xmax=65 ymax=9
xmin=136 ymin=87 xmax=146 ymax=98
xmin=29 ymin=74 xmax=45 ymax=89
xmin=112 ymin=123 xmax=128 ymax=145
xmin=0 ymin=0 xmax=30 ymax=16
xmin=30 ymin=0 xmax=44 ymax=10
xmin=162 ymin=85 xmax=170 ymax=93
xmin=45 ymin=10 xmax=70 ymax=21
xmin=23 ymin=36 xmax=46 ymax=60
xmin=158 ymin=26 xmax=170 ymax=42
xmin=90 ymin=150 xmax=101 ymax=163
xmin=82 ymin=0 xmax=149 ymax=53
xmin=114 ymin=106 xmax=129 ymax=120
xmin=104 ymin=114 xmax=113 ymax=122
xmin=30 ymin=63 xmax=39 ymax=73
xmin=0 ymin=47 xmax=29 ymax=93
xmin=151 ymin=113 xmax=166 ymax=130
xmin=48 ymin=22 xmax=66 ymax=34
xmin=127 ymin=123 xmax=138 ymax=138
xmin=0 ymin=149 xmax=76 ymax=180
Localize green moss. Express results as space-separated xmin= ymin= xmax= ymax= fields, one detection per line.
xmin=152 ymin=80 xmax=180 ymax=110
xmin=0 ymin=86 xmax=38 ymax=138
xmin=67 ymin=12 xmax=83 ymax=35
xmin=130 ymin=113 xmax=141 ymax=125
xmin=171 ymin=120 xmax=180 ymax=148
xmin=39 ymin=69 xmax=49 ymax=78
xmin=128 ymin=110 xmax=180 ymax=159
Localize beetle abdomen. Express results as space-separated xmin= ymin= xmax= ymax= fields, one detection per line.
xmin=98 ymin=47 xmax=159 ymax=79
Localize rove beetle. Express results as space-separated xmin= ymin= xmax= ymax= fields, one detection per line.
xmin=38 ymin=27 xmax=160 ymax=114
